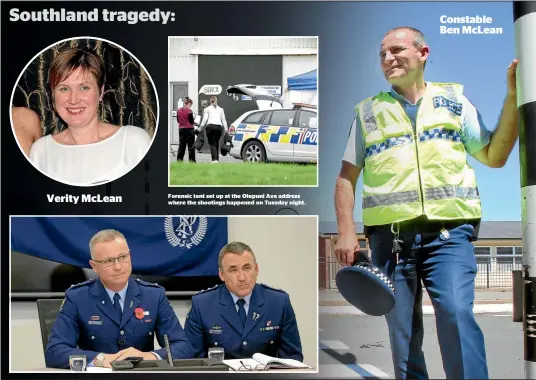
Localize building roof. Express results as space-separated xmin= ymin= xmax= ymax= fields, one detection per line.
xmin=319 ymin=221 xmax=522 ymax=239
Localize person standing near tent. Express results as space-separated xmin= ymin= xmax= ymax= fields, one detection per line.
xmin=176 ymin=96 xmax=196 ymax=163
xmin=199 ymin=96 xmax=227 ymax=163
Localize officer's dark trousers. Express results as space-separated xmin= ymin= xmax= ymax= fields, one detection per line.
xmin=369 ymin=223 xmax=488 ymax=379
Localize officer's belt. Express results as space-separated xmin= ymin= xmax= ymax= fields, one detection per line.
xmin=366 ymin=216 xmax=480 ymax=237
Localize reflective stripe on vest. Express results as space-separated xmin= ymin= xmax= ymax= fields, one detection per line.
xmin=358 ymin=82 xmax=482 ymax=226
xmin=362 ymin=186 xmax=479 ymax=209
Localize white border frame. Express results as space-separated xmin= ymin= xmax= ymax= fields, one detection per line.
xmin=9 ymin=214 xmax=319 ymax=374
xmin=167 ymin=36 xmax=319 ymax=188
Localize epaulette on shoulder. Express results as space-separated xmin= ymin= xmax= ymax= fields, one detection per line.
xmin=68 ymin=278 xmax=95 ymax=290
xmin=135 ymin=278 xmax=162 ymax=288
xmin=195 ymin=284 xmax=222 ymax=295
xmin=260 ymin=283 xmax=287 ymax=294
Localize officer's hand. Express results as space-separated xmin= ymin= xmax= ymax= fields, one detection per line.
xmin=101 ymin=353 xmax=121 ymax=368
xmin=507 ymin=58 xmax=518 ymax=97
xmin=115 ymin=347 xmax=158 ymax=361
xmin=335 ymin=234 xmax=358 ymax=267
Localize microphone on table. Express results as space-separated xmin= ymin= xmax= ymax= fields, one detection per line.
xmin=164 ymin=334 xmax=174 ymax=367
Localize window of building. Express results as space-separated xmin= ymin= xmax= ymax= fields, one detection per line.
xmin=474 ymin=246 xmax=490 ymax=264
xmin=515 ymin=246 xmax=523 ymax=264
xmin=496 ymin=247 xmax=514 ymax=264
xmin=497 ymin=246 xmax=523 ymax=270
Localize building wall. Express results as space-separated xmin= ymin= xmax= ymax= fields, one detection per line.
xmin=318 ymin=235 xmax=522 ymax=289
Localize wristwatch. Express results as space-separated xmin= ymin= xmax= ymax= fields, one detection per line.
xmin=94 ymin=353 xmax=105 ymax=367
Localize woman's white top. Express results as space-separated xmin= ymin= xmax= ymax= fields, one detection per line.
xmin=29 ymin=125 xmax=151 ymax=186
xmin=200 ymin=105 xmax=228 ymax=130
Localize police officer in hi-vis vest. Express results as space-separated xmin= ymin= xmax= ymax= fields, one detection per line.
xmin=335 ymin=26 xmax=519 ymax=379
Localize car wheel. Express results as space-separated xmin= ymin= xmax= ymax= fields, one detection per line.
xmin=242 ymin=141 xmax=266 ymax=163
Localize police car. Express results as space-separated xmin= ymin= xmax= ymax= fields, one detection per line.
xmin=226 ymin=85 xmax=318 ymax=163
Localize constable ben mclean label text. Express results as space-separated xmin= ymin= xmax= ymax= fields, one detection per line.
xmin=47 ymin=194 xmax=122 ymax=204
xmin=439 ymin=15 xmax=502 ymax=35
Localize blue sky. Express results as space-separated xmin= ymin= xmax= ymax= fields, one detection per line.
xmin=318 ymin=2 xmax=520 ymax=223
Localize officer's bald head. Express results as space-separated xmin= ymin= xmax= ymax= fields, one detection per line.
xmin=89 ymin=229 xmax=127 ymax=259
xmin=384 ymin=27 xmax=427 ymax=50
xmin=382 ymin=26 xmax=428 ymax=70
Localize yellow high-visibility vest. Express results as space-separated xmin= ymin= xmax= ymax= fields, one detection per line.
xmin=357 ymin=82 xmax=482 ymax=226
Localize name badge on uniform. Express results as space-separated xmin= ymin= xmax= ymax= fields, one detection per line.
xmin=209 ymin=325 xmax=223 ymax=335
xmin=88 ymin=321 xmax=103 ymax=325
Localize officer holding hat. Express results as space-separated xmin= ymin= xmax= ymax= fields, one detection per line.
xmin=184 ymin=241 xmax=303 ymax=361
xmin=45 ymin=229 xmax=194 ymax=369
xmin=334 ymin=26 xmax=518 ymax=379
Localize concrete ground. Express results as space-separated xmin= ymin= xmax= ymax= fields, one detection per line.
xmin=317 ymin=314 xmax=522 ymax=379
xmin=315 ymin=288 xmax=521 ymax=379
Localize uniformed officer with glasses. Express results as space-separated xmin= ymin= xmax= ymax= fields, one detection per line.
xmin=45 ymin=229 xmax=194 ymax=369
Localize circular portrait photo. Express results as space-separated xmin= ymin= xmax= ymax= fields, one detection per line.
xmin=10 ymin=37 xmax=158 ymax=187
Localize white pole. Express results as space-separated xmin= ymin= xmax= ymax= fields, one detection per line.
xmin=514 ymin=2 xmax=536 ymax=379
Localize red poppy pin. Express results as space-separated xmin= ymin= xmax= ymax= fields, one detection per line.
xmin=135 ymin=308 xmax=144 ymax=320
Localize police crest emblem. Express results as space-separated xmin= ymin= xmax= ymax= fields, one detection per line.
xmin=164 ymin=216 xmax=207 ymax=248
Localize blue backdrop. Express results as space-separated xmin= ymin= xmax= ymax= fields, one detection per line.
xmin=10 ymin=216 xmax=228 ymax=277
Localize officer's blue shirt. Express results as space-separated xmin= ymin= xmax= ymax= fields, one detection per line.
xmin=229 ymin=291 xmax=252 ymax=316
xmin=343 ymin=83 xmax=493 ymax=168
xmin=104 ymin=283 xmax=128 ymax=312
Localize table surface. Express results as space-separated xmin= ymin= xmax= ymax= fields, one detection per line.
xmin=31 ymin=367 xmax=317 ymax=373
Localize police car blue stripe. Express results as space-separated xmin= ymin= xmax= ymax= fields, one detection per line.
xmin=290 ymin=134 xmax=301 ymax=144
xmin=269 ymin=134 xmax=279 ymax=143
xmin=255 ymin=125 xmax=268 ymax=139
xmin=278 ymin=126 xmax=290 ymax=134
xmin=234 ymin=134 xmax=244 ymax=142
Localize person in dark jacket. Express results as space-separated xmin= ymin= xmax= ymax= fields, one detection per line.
xmin=176 ymin=97 xmax=196 ymax=162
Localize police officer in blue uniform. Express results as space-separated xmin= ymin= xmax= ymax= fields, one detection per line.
xmin=184 ymin=241 xmax=303 ymax=361
xmin=45 ymin=229 xmax=194 ymax=369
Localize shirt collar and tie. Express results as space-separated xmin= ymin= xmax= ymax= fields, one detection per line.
xmin=230 ymin=291 xmax=252 ymax=326
xmin=104 ymin=281 xmax=129 ymax=314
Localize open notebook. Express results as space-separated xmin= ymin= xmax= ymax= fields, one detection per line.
xmin=223 ymin=353 xmax=312 ymax=371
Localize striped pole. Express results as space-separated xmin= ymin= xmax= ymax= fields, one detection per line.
xmin=514 ymin=2 xmax=536 ymax=379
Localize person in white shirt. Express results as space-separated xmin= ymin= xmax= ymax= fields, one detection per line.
xmin=29 ymin=48 xmax=152 ymax=186
xmin=199 ymin=96 xmax=227 ymax=163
